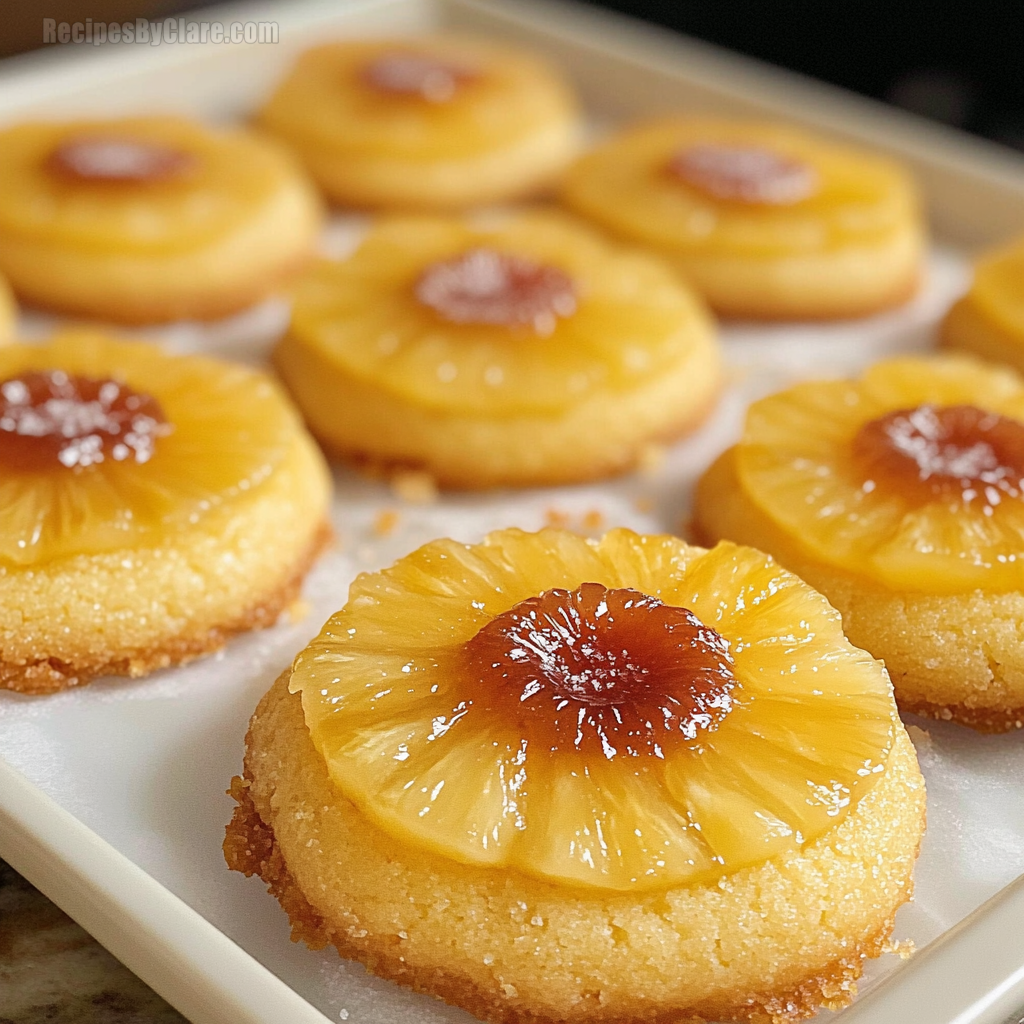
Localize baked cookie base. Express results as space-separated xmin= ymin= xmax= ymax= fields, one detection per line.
xmin=7 ymin=249 xmax=314 ymax=326
xmin=313 ymin=383 xmax=721 ymax=491
xmin=0 ymin=176 xmax=321 ymax=325
xmin=226 ymin=776 xmax=902 ymax=1024
xmin=0 ymin=521 xmax=332 ymax=696
xmin=899 ymin=698 xmax=1024 ymax=734
xmin=226 ymin=675 xmax=925 ymax=1024
xmin=275 ymin=332 xmax=722 ymax=489
xmin=671 ymin=226 xmax=924 ymax=321
xmin=293 ymin=120 xmax=580 ymax=211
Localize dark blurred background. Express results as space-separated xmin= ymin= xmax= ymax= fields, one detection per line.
xmin=584 ymin=0 xmax=1024 ymax=152
xmin=4 ymin=0 xmax=1024 ymax=153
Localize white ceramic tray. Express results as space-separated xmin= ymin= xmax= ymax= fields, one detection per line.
xmin=1 ymin=2 xmax=1023 ymax=1023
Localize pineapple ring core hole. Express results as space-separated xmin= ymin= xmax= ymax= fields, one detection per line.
xmin=0 ymin=371 xmax=170 ymax=472
xmin=462 ymin=582 xmax=736 ymax=758
xmin=46 ymin=138 xmax=196 ymax=183
xmin=414 ymin=248 xmax=578 ymax=334
xmin=361 ymin=51 xmax=479 ymax=103
xmin=852 ymin=403 xmax=1024 ymax=507
xmin=667 ymin=143 xmax=818 ymax=205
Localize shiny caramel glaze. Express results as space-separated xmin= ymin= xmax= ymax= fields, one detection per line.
xmin=667 ymin=143 xmax=819 ymax=205
xmin=853 ymin=404 xmax=1024 ymax=507
xmin=414 ymin=247 xmax=577 ymax=333
xmin=0 ymin=371 xmax=169 ymax=473
xmin=463 ymin=582 xmax=736 ymax=759
xmin=46 ymin=138 xmax=196 ymax=183
xmin=361 ymin=51 xmax=479 ymax=103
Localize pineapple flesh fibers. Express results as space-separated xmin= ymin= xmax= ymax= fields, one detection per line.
xmin=737 ymin=355 xmax=1024 ymax=593
xmin=290 ymin=528 xmax=896 ymax=892
xmin=286 ymin=212 xmax=714 ymax=417
xmin=0 ymin=331 xmax=296 ymax=565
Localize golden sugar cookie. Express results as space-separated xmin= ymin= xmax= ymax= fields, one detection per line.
xmin=0 ymin=117 xmax=323 ymax=323
xmin=259 ymin=37 xmax=580 ymax=209
xmin=694 ymin=354 xmax=1024 ymax=730
xmin=274 ymin=210 xmax=721 ymax=487
xmin=226 ymin=527 xmax=925 ymax=1024
xmin=941 ymin=234 xmax=1024 ymax=373
xmin=0 ymin=331 xmax=331 ymax=694
xmin=561 ymin=118 xmax=925 ymax=319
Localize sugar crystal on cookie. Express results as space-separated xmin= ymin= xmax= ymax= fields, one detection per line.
xmin=0 ymin=371 xmax=169 ymax=472
xmin=853 ymin=404 xmax=1024 ymax=508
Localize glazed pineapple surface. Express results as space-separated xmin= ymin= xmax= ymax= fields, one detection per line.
xmin=262 ymin=38 xmax=571 ymax=161
xmin=287 ymin=213 xmax=708 ymax=415
xmin=259 ymin=37 xmax=579 ymax=209
xmin=560 ymin=118 xmax=923 ymax=319
xmin=563 ymin=120 xmax=912 ymax=255
xmin=732 ymin=355 xmax=1024 ymax=594
xmin=0 ymin=118 xmax=281 ymax=251
xmin=290 ymin=528 xmax=897 ymax=892
xmin=0 ymin=332 xmax=295 ymax=565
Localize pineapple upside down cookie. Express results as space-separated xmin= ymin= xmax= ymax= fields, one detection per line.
xmin=694 ymin=354 xmax=1024 ymax=731
xmin=0 ymin=116 xmax=323 ymax=323
xmin=0 ymin=330 xmax=331 ymax=694
xmin=258 ymin=37 xmax=581 ymax=209
xmin=560 ymin=118 xmax=925 ymax=320
xmin=225 ymin=527 xmax=925 ymax=1024
xmin=273 ymin=210 xmax=721 ymax=487
xmin=941 ymin=233 xmax=1024 ymax=374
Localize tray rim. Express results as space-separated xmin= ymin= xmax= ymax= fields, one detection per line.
xmin=0 ymin=2 xmax=1023 ymax=1023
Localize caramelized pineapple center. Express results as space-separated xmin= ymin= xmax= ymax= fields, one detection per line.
xmin=46 ymin=138 xmax=196 ymax=183
xmin=415 ymin=248 xmax=577 ymax=334
xmin=853 ymin=403 xmax=1024 ymax=506
xmin=361 ymin=51 xmax=478 ymax=103
xmin=463 ymin=582 xmax=736 ymax=759
xmin=668 ymin=143 xmax=818 ymax=204
xmin=0 ymin=371 xmax=169 ymax=472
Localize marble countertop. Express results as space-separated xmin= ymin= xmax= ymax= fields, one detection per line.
xmin=0 ymin=859 xmax=185 ymax=1024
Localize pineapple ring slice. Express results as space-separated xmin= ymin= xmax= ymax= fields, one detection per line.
xmin=736 ymin=355 xmax=1024 ymax=594
xmin=284 ymin=211 xmax=714 ymax=417
xmin=942 ymin=234 xmax=1024 ymax=374
xmin=0 ymin=330 xmax=297 ymax=565
xmin=561 ymin=118 xmax=924 ymax=319
xmin=259 ymin=36 xmax=580 ymax=209
xmin=0 ymin=117 xmax=322 ymax=323
xmin=291 ymin=528 xmax=896 ymax=891
xmin=0 ymin=118 xmax=293 ymax=253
